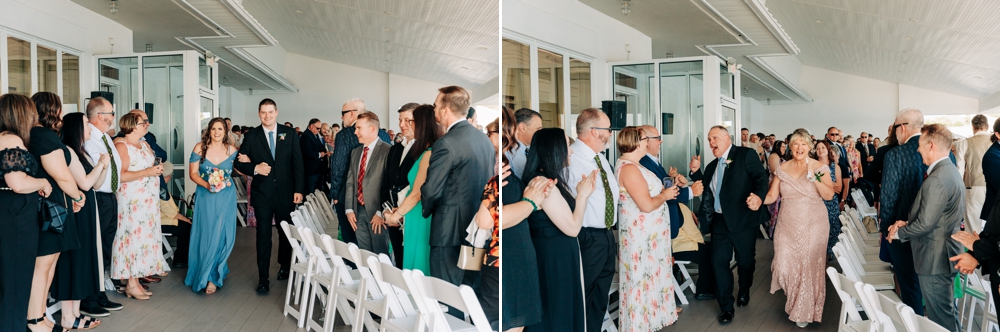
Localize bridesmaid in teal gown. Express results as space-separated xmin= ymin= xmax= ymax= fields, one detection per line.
xmin=185 ymin=118 xmax=238 ymax=294
xmin=387 ymin=105 xmax=442 ymax=275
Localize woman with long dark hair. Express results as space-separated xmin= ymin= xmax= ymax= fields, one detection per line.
xmin=522 ymin=128 xmax=596 ymax=332
xmin=55 ymin=112 xmax=111 ymax=329
xmin=0 ymin=94 xmax=52 ymax=332
xmin=27 ymin=92 xmax=87 ymax=332
xmin=766 ymin=140 xmax=788 ymax=237
xmin=186 ymin=117 xmax=238 ymax=294
xmin=815 ymin=140 xmax=844 ymax=259
xmin=386 ymin=104 xmax=443 ymax=274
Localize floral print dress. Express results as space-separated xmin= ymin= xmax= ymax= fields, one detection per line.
xmin=111 ymin=141 xmax=166 ymax=279
xmin=615 ymin=159 xmax=677 ymax=331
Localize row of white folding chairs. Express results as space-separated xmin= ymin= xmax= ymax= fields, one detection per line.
xmin=281 ymin=220 xmax=493 ymax=332
xmin=851 ymin=188 xmax=878 ymax=219
xmin=958 ymin=270 xmax=999 ymax=332
xmin=828 ymin=267 xmax=948 ymax=332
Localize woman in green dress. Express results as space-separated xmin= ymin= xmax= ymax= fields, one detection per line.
xmin=386 ymin=105 xmax=442 ymax=274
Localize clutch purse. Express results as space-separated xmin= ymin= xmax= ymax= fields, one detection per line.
xmin=39 ymin=194 xmax=68 ymax=234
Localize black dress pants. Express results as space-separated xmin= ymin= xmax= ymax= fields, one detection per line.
xmin=83 ymin=192 xmax=118 ymax=308
xmin=887 ymin=239 xmax=924 ymax=315
xmin=387 ymin=225 xmax=404 ymax=268
xmin=579 ymin=227 xmax=616 ymax=332
xmin=162 ymin=221 xmax=191 ymax=265
xmin=711 ymin=213 xmax=757 ymax=312
xmin=673 ymin=242 xmax=717 ymax=295
xmin=254 ymin=203 xmax=293 ymax=283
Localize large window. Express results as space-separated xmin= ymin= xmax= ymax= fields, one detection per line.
xmin=37 ymin=45 xmax=57 ymax=94
xmin=502 ymin=34 xmax=593 ymax=131
xmin=7 ymin=37 xmax=30 ymax=96
xmin=2 ymin=31 xmax=83 ymax=110
xmin=502 ymin=38 xmax=530 ymax=112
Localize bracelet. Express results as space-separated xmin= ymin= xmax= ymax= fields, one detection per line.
xmin=72 ymin=194 xmax=84 ymax=202
xmin=522 ymin=197 xmax=538 ymax=211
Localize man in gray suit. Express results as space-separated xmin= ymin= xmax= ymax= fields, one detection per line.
xmin=346 ymin=112 xmax=392 ymax=254
xmin=422 ymin=86 xmax=494 ymax=290
xmin=889 ymin=123 xmax=964 ymax=332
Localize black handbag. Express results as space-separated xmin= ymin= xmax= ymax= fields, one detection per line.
xmin=39 ymin=194 xmax=68 ymax=234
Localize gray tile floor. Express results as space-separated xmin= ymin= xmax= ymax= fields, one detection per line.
xmin=91 ymin=226 xmax=349 ymax=332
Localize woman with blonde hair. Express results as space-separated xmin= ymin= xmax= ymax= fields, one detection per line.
xmin=112 ymin=112 xmax=166 ymax=300
xmin=759 ymin=129 xmax=835 ymax=327
xmin=615 ymin=126 xmax=681 ymax=330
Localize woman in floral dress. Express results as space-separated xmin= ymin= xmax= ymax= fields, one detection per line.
xmin=614 ymin=126 xmax=680 ymax=331
xmin=112 ymin=112 xmax=166 ymax=300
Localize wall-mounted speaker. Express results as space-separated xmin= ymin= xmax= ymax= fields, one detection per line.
xmin=601 ymin=100 xmax=626 ymax=130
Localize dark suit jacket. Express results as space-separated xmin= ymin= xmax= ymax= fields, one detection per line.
xmin=233 ymin=125 xmax=305 ymax=209
xmin=856 ymin=142 xmax=875 ymax=173
xmin=421 ymin=121 xmax=494 ymax=247
xmin=300 ymin=130 xmax=327 ymax=176
xmin=897 ymin=160 xmax=964 ymax=275
xmin=865 ymin=144 xmax=897 ymax=202
xmin=697 ymin=146 xmax=770 ymax=233
xmin=381 ymin=142 xmax=418 ymax=210
xmin=639 ymin=155 xmax=690 ymax=238
xmin=345 ymin=140 xmax=391 ymax=220
xmin=329 ymin=125 xmax=393 ymax=201
xmin=981 ymin=142 xmax=1000 ymax=220
xmin=973 ymin=192 xmax=1000 ymax=274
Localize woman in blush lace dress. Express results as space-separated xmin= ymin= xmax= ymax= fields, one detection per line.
xmin=759 ymin=130 xmax=835 ymax=328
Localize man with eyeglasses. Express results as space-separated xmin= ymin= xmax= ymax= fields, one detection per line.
xmin=81 ymin=97 xmax=125 ymax=316
xmin=379 ymin=102 xmax=420 ymax=268
xmin=567 ymin=108 xmax=619 ymax=332
xmin=329 ymin=98 xmax=392 ymax=247
xmin=856 ymin=132 xmax=875 ymax=174
xmin=506 ymin=108 xmax=542 ymax=178
xmin=826 ymin=127 xmax=851 ymax=210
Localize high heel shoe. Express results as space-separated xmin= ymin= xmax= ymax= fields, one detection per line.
xmin=125 ymin=284 xmax=151 ymax=300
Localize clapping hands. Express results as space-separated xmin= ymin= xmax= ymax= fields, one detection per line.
xmin=746 ymin=193 xmax=762 ymax=211
xmin=523 ymin=176 xmax=555 ymax=205
xmin=576 ymin=170 xmax=598 ymax=199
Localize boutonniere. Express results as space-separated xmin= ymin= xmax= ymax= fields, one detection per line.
xmin=278 ymin=133 xmax=287 ymax=141
xmin=811 ymin=171 xmax=824 ymax=182
xmin=723 ymin=158 xmax=733 ymax=168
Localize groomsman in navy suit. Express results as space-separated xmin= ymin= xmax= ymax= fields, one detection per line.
xmin=637 ymin=125 xmax=713 ymax=298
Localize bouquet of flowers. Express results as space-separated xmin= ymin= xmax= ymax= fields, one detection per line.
xmin=202 ymin=167 xmax=232 ymax=193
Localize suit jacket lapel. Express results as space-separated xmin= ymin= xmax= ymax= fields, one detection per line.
xmin=721 ymin=147 xmax=737 ymax=188
xmin=258 ymin=126 xmax=276 ymax=163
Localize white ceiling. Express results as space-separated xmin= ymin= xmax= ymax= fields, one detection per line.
xmin=239 ymin=0 xmax=499 ymax=89
xmin=765 ymin=0 xmax=1000 ymax=99
xmin=70 ymin=0 xmax=498 ymax=93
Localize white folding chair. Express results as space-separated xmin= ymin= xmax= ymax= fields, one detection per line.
xmin=826 ymin=267 xmax=873 ymax=332
xmin=234 ymin=175 xmax=248 ymax=227
xmin=832 ymin=244 xmax=895 ymax=291
xmin=855 ymin=282 xmax=903 ymax=332
xmin=377 ymin=261 xmax=422 ymax=332
xmin=303 ymin=231 xmax=336 ymax=332
xmin=672 ymin=260 xmax=695 ymax=305
xmin=318 ymin=237 xmax=365 ymax=329
xmin=836 ymin=235 xmax=892 ymax=276
xmin=899 ymin=304 xmax=949 ymax=332
xmin=352 ymin=249 xmax=389 ymax=332
xmin=281 ymin=222 xmax=314 ymax=328
xmin=959 ymin=271 xmax=990 ymax=332
xmin=404 ymin=269 xmax=492 ymax=332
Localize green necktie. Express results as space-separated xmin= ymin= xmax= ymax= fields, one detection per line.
xmin=594 ymin=155 xmax=613 ymax=229
xmin=102 ymin=135 xmax=118 ymax=192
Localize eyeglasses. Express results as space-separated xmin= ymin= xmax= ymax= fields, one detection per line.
xmin=645 ymin=136 xmax=662 ymax=141
xmin=591 ymin=127 xmax=613 ymax=132
xmin=137 ymin=120 xmax=150 ymax=126
xmin=892 ymin=122 xmax=909 ymax=130
xmin=861 ymin=136 xmax=868 ymax=138
xmin=98 ymin=111 xmax=115 ymax=116
xmin=341 ymin=109 xmax=357 ymax=115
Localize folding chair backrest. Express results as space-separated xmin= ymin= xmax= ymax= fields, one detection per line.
xmin=407 ymin=270 xmax=491 ymax=332
xmin=358 ymin=249 xmax=379 ymax=269
xmin=332 ymin=239 xmax=362 ymax=283
xmin=832 ymin=244 xmax=862 ymax=282
xmin=298 ymin=226 xmax=321 ymax=270
xmin=855 ymin=282 xmax=897 ymax=332
xmin=376 ymin=260 xmax=418 ymax=318
xmin=899 ymin=305 xmax=948 ymax=332
xmin=320 ymin=235 xmax=356 ymax=284
xmin=308 ymin=231 xmax=333 ymax=274
xmin=827 ymin=267 xmax=864 ymax=323
xmin=874 ymin=289 xmax=906 ymax=330
xmin=281 ymin=221 xmax=308 ymax=263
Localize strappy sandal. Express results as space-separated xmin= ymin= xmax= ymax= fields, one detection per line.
xmin=64 ymin=315 xmax=100 ymax=330
xmin=26 ymin=317 xmax=65 ymax=332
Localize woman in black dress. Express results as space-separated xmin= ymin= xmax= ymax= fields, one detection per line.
xmin=522 ymin=128 xmax=597 ymax=332
xmin=27 ymin=92 xmax=87 ymax=332
xmin=55 ymin=111 xmax=111 ymax=329
xmin=0 ymin=94 xmax=52 ymax=332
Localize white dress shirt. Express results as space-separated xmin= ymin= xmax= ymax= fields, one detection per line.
xmin=567 ymin=139 xmax=619 ymax=228
xmin=84 ymin=123 xmax=123 ymax=194
xmin=927 ymin=156 xmax=950 ymax=177
xmin=507 ymin=141 xmax=529 ymax=178
xmin=711 ymin=145 xmax=733 ymax=214
xmin=346 ymin=139 xmax=380 ymax=214
xmin=445 ymin=118 xmax=464 ymax=133
xmin=399 ymin=137 xmax=415 ymax=166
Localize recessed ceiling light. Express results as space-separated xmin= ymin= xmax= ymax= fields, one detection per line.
xmin=905 ymin=36 xmax=913 ymax=40
xmin=815 ymin=20 xmax=822 ymax=23
xmin=909 ymin=18 xmax=918 ymax=22
xmin=384 ymin=11 xmax=393 ymax=15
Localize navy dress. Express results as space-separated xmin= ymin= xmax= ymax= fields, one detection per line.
xmin=184 ymin=151 xmax=238 ymax=292
xmin=824 ymin=161 xmax=842 ymax=256
xmin=0 ymin=148 xmax=40 ymax=331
